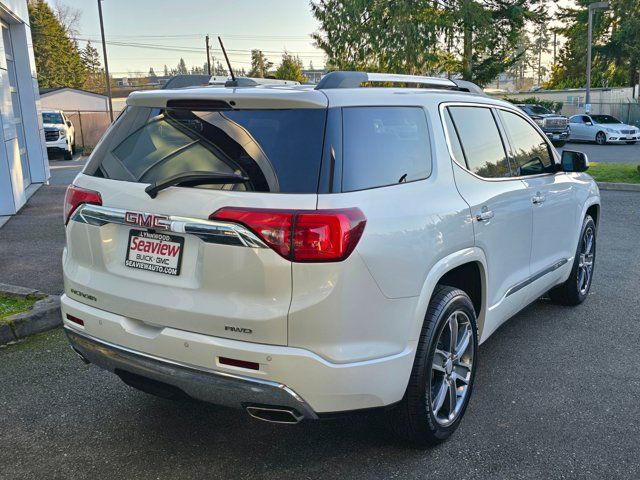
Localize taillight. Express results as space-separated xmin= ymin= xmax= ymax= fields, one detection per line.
xmin=211 ymin=207 xmax=366 ymax=262
xmin=64 ymin=185 xmax=102 ymax=224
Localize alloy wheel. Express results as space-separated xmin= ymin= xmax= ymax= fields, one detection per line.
xmin=577 ymin=226 xmax=595 ymax=295
xmin=596 ymin=132 xmax=606 ymax=145
xmin=430 ymin=310 xmax=474 ymax=426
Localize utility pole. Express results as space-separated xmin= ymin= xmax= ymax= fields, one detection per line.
xmin=205 ymin=35 xmax=211 ymax=75
xmin=586 ymin=2 xmax=609 ymax=113
xmin=553 ymin=32 xmax=557 ymax=66
xmin=97 ymin=0 xmax=113 ymax=122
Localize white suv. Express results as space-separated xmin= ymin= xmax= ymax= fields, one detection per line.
xmin=62 ymin=72 xmax=600 ymax=445
xmin=43 ymin=110 xmax=75 ymax=160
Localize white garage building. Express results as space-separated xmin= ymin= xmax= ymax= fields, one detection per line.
xmin=0 ymin=0 xmax=47 ymax=217
xmin=39 ymin=87 xmax=108 ymax=112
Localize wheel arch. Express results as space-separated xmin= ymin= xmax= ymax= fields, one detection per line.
xmin=411 ymin=248 xmax=488 ymax=343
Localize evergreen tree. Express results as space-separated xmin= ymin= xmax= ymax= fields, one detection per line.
xmin=548 ymin=0 xmax=640 ymax=88
xmin=148 ymin=67 xmax=157 ymax=80
xmin=274 ymin=53 xmax=307 ymax=83
xmin=248 ymin=50 xmax=273 ymax=78
xmin=176 ymin=58 xmax=188 ymax=75
xmin=311 ymin=0 xmax=544 ymax=86
xmin=163 ymin=64 xmax=169 ymax=76
xmin=29 ymin=0 xmax=87 ymax=89
xmin=214 ymin=61 xmax=227 ymax=76
xmin=81 ymin=41 xmax=105 ymax=93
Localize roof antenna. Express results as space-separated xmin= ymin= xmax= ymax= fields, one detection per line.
xmin=218 ymin=36 xmax=237 ymax=87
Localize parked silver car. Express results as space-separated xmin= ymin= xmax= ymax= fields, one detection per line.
xmin=568 ymin=114 xmax=639 ymax=145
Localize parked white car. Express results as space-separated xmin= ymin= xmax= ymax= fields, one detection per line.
xmin=42 ymin=110 xmax=75 ymax=160
xmin=61 ymin=71 xmax=600 ymax=446
xmin=568 ymin=114 xmax=639 ymax=145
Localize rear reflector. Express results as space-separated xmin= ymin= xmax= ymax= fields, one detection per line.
xmin=211 ymin=207 xmax=366 ymax=262
xmin=66 ymin=314 xmax=85 ymax=326
xmin=218 ymin=356 xmax=260 ymax=371
xmin=64 ymin=185 xmax=102 ymax=224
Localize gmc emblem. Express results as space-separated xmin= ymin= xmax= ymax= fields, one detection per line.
xmin=124 ymin=211 xmax=169 ymax=230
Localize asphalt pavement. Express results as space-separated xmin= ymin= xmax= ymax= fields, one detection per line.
xmin=557 ymin=141 xmax=640 ymax=164
xmin=1 ymin=189 xmax=639 ymax=480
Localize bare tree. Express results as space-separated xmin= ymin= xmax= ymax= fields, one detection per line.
xmin=53 ymin=0 xmax=82 ymax=37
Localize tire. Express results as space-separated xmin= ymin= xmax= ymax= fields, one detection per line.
xmin=387 ymin=285 xmax=478 ymax=446
xmin=71 ymin=139 xmax=76 ymax=154
xmin=552 ymin=140 xmax=566 ymax=147
xmin=63 ymin=149 xmax=73 ymax=160
xmin=626 ymin=141 xmax=636 ymax=145
xmin=549 ymin=215 xmax=596 ymax=306
xmin=595 ymin=131 xmax=607 ymax=145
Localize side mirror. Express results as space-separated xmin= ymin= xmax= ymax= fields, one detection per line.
xmin=561 ymin=150 xmax=589 ymax=172
xmin=585 ymin=121 xmax=592 ymax=126
xmin=66 ymin=120 xmax=72 ymax=127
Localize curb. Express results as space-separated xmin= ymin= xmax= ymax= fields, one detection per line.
xmin=0 ymin=283 xmax=61 ymax=346
xmin=596 ymin=182 xmax=640 ymax=192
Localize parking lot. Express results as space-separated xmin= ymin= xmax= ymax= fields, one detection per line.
xmin=558 ymin=141 xmax=640 ymax=164
xmin=1 ymin=188 xmax=639 ymax=480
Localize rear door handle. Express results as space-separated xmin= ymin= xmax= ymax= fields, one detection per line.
xmin=475 ymin=208 xmax=494 ymax=222
xmin=532 ymin=192 xmax=546 ymax=204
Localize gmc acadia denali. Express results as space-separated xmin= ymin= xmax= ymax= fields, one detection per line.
xmin=62 ymin=71 xmax=600 ymax=445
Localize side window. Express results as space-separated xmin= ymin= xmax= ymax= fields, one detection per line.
xmin=341 ymin=106 xmax=432 ymax=192
xmin=570 ymin=116 xmax=582 ymax=123
xmin=443 ymin=109 xmax=465 ymax=164
xmin=498 ymin=110 xmax=554 ymax=176
xmin=447 ymin=106 xmax=511 ymax=179
xmin=582 ymin=116 xmax=592 ymax=124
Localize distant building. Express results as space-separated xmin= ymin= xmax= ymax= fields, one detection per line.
xmin=302 ymin=69 xmax=327 ymax=84
xmin=0 ymin=0 xmax=48 ymax=217
xmin=39 ymin=88 xmax=108 ymax=112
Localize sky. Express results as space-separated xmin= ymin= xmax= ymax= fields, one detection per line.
xmin=46 ymin=0 xmax=326 ymax=76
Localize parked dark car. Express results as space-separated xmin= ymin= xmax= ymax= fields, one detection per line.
xmin=515 ymin=104 xmax=569 ymax=147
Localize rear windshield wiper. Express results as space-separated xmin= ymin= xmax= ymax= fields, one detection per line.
xmin=145 ymin=171 xmax=249 ymax=198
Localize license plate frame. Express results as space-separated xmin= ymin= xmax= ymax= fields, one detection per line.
xmin=125 ymin=229 xmax=184 ymax=276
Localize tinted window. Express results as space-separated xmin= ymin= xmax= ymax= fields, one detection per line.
xmin=526 ymin=105 xmax=553 ymax=115
xmin=591 ymin=115 xmax=621 ymax=124
xmin=43 ymin=112 xmax=63 ymax=124
xmin=570 ymin=116 xmax=583 ymax=123
xmin=444 ymin=109 xmax=465 ymax=163
xmin=86 ymin=106 xmax=327 ymax=193
xmin=341 ymin=107 xmax=431 ymax=192
xmin=447 ymin=106 xmax=511 ymax=178
xmin=499 ymin=110 xmax=554 ymax=176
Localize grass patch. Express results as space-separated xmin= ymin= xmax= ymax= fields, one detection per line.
xmin=588 ymin=163 xmax=640 ymax=184
xmin=0 ymin=295 xmax=37 ymax=320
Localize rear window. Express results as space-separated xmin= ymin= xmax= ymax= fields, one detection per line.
xmin=341 ymin=107 xmax=431 ymax=192
xmin=85 ymin=106 xmax=327 ymax=193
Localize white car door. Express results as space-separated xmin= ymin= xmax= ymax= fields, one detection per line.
xmin=444 ymin=105 xmax=533 ymax=338
xmin=569 ymin=115 xmax=584 ymax=140
xmin=582 ymin=115 xmax=597 ymax=141
xmin=497 ymin=109 xmax=579 ymax=303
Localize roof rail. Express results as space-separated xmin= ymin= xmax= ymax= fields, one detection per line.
xmin=315 ymin=71 xmax=486 ymax=95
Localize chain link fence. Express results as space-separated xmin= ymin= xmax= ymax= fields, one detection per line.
xmin=560 ymin=102 xmax=640 ymax=128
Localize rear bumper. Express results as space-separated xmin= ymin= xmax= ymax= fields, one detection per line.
xmin=60 ymin=294 xmax=415 ymax=414
xmin=65 ymin=326 xmax=318 ymax=420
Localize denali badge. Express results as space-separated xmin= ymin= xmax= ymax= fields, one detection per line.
xmin=124 ymin=211 xmax=169 ymax=230
xmin=225 ymin=326 xmax=253 ymax=334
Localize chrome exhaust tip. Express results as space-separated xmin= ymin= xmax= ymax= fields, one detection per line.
xmin=245 ymin=405 xmax=304 ymax=424
xmin=70 ymin=345 xmax=90 ymax=364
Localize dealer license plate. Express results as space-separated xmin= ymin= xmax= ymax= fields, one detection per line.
xmin=125 ymin=229 xmax=184 ymax=276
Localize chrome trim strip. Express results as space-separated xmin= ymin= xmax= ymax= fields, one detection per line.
xmin=71 ymin=204 xmax=267 ymax=248
xmin=505 ymin=258 xmax=570 ymax=297
xmin=438 ymin=101 xmax=562 ymax=183
xmin=64 ymin=326 xmax=317 ymax=418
